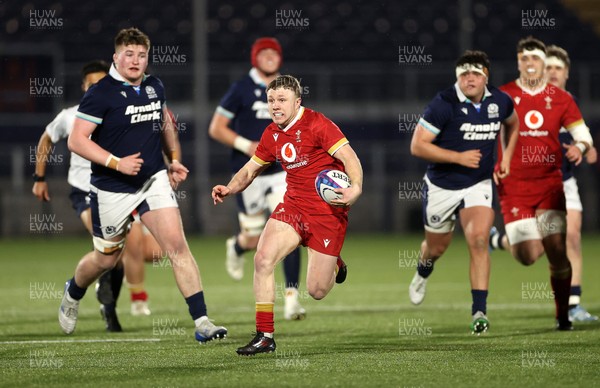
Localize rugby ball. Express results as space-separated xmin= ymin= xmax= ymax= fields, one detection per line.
xmin=315 ymin=169 xmax=351 ymax=205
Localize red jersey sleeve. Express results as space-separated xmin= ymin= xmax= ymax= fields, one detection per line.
xmin=315 ymin=113 xmax=348 ymax=155
xmin=251 ymin=124 xmax=276 ymax=166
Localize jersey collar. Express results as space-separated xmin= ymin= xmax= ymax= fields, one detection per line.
xmin=454 ymin=82 xmax=492 ymax=104
xmin=280 ymin=106 xmax=305 ymax=132
xmin=109 ymin=63 xmax=148 ymax=86
xmin=249 ymin=68 xmax=266 ymax=87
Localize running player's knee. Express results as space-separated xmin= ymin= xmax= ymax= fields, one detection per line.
xmin=565 ymin=228 xmax=580 ymax=248
xmin=92 ymin=250 xmax=120 ymax=271
xmin=513 ymin=247 xmax=539 ymax=266
xmin=467 ymin=233 xmax=488 ymax=252
xmin=238 ymin=233 xmax=260 ymax=250
xmin=308 ymin=285 xmax=327 ymax=300
xmin=423 ymin=241 xmax=447 ymax=259
xmin=254 ymin=250 xmax=275 ymax=274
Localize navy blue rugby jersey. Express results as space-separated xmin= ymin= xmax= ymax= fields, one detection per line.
xmin=418 ymin=84 xmax=514 ymax=189
xmin=559 ymin=128 xmax=574 ymax=181
xmin=216 ymin=68 xmax=282 ymax=175
xmin=76 ymin=65 xmax=166 ymax=193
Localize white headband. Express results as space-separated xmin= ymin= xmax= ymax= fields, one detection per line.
xmin=521 ymin=48 xmax=546 ymax=61
xmin=545 ymin=56 xmax=566 ymax=68
xmin=455 ymin=63 xmax=488 ymax=79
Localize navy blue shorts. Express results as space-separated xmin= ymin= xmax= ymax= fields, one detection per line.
xmin=69 ymin=187 xmax=91 ymax=217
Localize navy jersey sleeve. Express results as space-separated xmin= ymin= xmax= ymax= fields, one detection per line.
xmin=499 ymin=90 xmax=515 ymax=121
xmin=216 ymin=81 xmax=242 ymax=120
xmin=419 ymin=94 xmax=453 ymax=136
xmin=76 ymin=84 xmax=108 ymax=125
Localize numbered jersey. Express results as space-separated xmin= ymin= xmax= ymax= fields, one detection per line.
xmin=498 ymin=80 xmax=585 ymax=180
xmin=216 ymin=68 xmax=282 ymax=174
xmin=252 ymin=107 xmax=349 ymax=215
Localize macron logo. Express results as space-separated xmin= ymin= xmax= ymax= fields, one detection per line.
xmin=324 ymin=239 xmax=331 ymax=247
xmin=273 ymin=133 xmax=279 ymax=141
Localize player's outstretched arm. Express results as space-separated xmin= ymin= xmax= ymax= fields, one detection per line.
xmin=212 ymin=159 xmax=268 ymax=205
xmin=331 ymin=144 xmax=363 ymax=207
xmin=32 ymin=132 xmax=54 ymax=201
xmin=68 ymin=117 xmax=143 ymax=175
xmin=410 ymin=123 xmax=481 ymax=168
xmin=208 ymin=112 xmax=258 ymax=157
xmin=494 ymin=111 xmax=520 ymax=184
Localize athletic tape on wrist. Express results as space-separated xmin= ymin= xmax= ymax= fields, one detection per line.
xmin=233 ymin=136 xmax=252 ymax=154
xmin=105 ymin=154 xmax=121 ymax=171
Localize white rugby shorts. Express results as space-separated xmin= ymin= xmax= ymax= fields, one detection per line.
xmin=423 ymin=176 xmax=493 ymax=233
xmin=236 ymin=171 xmax=287 ymax=236
xmin=90 ymin=170 xmax=178 ymax=240
xmin=563 ymin=176 xmax=583 ymax=212
xmin=237 ymin=171 xmax=287 ymax=215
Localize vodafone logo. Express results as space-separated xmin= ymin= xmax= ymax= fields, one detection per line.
xmin=524 ymin=110 xmax=544 ymax=130
xmin=281 ymin=142 xmax=297 ymax=163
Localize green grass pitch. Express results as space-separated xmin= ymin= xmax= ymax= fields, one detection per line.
xmin=1 ymin=234 xmax=599 ymax=387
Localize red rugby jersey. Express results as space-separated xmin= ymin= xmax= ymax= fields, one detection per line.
xmin=498 ymin=80 xmax=585 ymax=179
xmin=252 ymin=107 xmax=349 ymax=215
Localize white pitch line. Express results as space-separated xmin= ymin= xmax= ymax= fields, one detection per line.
xmin=0 ymin=338 xmax=160 ymax=345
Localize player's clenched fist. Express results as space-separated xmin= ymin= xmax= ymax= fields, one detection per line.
xmin=168 ymin=160 xmax=189 ymax=189
xmin=212 ymin=185 xmax=231 ymax=204
xmin=117 ymin=152 xmax=144 ymax=175
xmin=458 ymin=149 xmax=482 ymax=169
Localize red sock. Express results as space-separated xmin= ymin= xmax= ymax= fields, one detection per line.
xmin=256 ymin=302 xmax=274 ymax=334
xmin=131 ymin=291 xmax=148 ymax=302
xmin=550 ymin=272 xmax=571 ymax=321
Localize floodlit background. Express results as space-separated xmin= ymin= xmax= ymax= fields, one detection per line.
xmin=1 ymin=0 xmax=599 ymax=236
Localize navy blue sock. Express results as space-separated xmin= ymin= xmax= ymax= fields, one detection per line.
xmin=110 ymin=265 xmax=124 ymax=304
xmin=67 ymin=277 xmax=87 ymax=300
xmin=570 ymin=285 xmax=582 ymax=308
xmin=497 ymin=232 xmax=506 ymax=250
xmin=283 ymin=248 xmax=301 ymax=289
xmin=234 ymin=239 xmax=245 ymax=256
xmin=471 ymin=289 xmax=488 ymax=315
xmin=186 ymin=291 xmax=207 ymax=320
xmin=417 ymin=261 xmax=434 ymax=278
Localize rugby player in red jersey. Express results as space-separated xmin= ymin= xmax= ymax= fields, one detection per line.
xmin=212 ymin=75 xmax=363 ymax=355
xmin=494 ymin=37 xmax=593 ymax=330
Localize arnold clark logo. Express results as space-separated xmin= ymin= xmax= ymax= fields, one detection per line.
xmin=276 ymin=9 xmax=309 ymax=30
